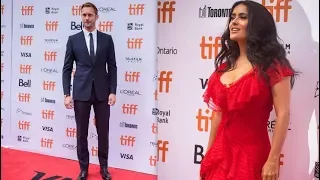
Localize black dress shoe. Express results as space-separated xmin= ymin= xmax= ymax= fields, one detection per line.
xmin=77 ymin=170 xmax=88 ymax=180
xmin=100 ymin=168 xmax=111 ymax=180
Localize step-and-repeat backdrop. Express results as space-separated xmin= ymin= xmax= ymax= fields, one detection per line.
xmin=1 ymin=0 xmax=157 ymax=175
xmin=157 ymin=0 xmax=319 ymax=180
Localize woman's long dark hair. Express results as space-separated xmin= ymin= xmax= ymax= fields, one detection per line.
xmin=215 ymin=0 xmax=299 ymax=88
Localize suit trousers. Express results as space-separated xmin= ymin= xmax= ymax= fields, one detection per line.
xmin=73 ymin=82 xmax=110 ymax=170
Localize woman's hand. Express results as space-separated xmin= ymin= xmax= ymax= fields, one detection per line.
xmin=261 ymin=159 xmax=279 ymax=180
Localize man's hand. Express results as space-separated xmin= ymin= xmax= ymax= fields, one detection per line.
xmin=64 ymin=96 xmax=73 ymax=109
xmin=108 ymin=94 xmax=116 ymax=106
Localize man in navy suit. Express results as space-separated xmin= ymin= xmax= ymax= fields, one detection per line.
xmin=62 ymin=2 xmax=116 ymax=180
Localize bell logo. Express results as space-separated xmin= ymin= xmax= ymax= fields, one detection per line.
xmin=128 ymin=4 xmax=145 ymax=15
xmin=44 ymin=51 xmax=57 ymax=61
xmin=21 ymin=6 xmax=34 ymax=15
xmin=1 ymin=34 xmax=4 ymax=44
xmin=71 ymin=5 xmax=81 ymax=16
xmin=196 ymin=108 xmax=214 ymax=132
xmin=20 ymin=64 xmax=32 ymax=74
xmin=120 ymin=135 xmax=136 ymax=146
xmin=43 ymin=81 xmax=56 ymax=91
xmin=125 ymin=71 xmax=140 ymax=82
xmin=66 ymin=128 xmax=77 ymax=137
xmin=40 ymin=138 xmax=53 ymax=148
xmin=18 ymin=121 xmax=30 ymax=130
xmin=262 ymin=0 xmax=292 ymax=22
xmin=122 ymin=104 xmax=138 ymax=115
xmin=91 ymin=146 xmax=98 ymax=156
xmin=18 ymin=93 xmax=31 ymax=102
xmin=200 ymin=36 xmax=221 ymax=60
xmin=149 ymin=155 xmax=157 ymax=166
xmin=45 ymin=21 xmax=59 ymax=31
xmin=20 ymin=36 xmax=33 ymax=45
xmin=98 ymin=21 xmax=113 ymax=32
xmin=151 ymin=123 xmax=158 ymax=134
xmin=1 ymin=5 xmax=4 ymax=15
xmin=157 ymin=140 xmax=169 ymax=162
xmin=158 ymin=71 xmax=173 ymax=93
xmin=41 ymin=110 xmax=55 ymax=120
xmin=158 ymin=1 xmax=176 ymax=23
xmin=127 ymin=38 xmax=143 ymax=49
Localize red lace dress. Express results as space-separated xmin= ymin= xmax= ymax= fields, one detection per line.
xmin=200 ymin=61 xmax=294 ymax=180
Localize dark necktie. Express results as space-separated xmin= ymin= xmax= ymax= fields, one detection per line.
xmin=89 ymin=32 xmax=94 ymax=59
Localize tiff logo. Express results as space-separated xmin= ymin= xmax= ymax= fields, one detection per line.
xmin=127 ymin=38 xmax=143 ymax=49
xmin=71 ymin=5 xmax=81 ymax=16
xmin=45 ymin=21 xmax=59 ymax=31
xmin=18 ymin=121 xmax=30 ymax=130
xmin=196 ymin=109 xmax=214 ymax=132
xmin=21 ymin=6 xmax=34 ymax=15
xmin=149 ymin=155 xmax=157 ymax=166
xmin=41 ymin=110 xmax=55 ymax=120
xmin=120 ymin=135 xmax=136 ymax=146
xmin=18 ymin=93 xmax=31 ymax=102
xmin=20 ymin=65 xmax=32 ymax=74
xmin=20 ymin=36 xmax=33 ymax=45
xmin=1 ymin=4 xmax=4 ymax=15
xmin=158 ymin=1 xmax=176 ymax=23
xmin=122 ymin=104 xmax=138 ymax=115
xmin=200 ymin=36 xmax=221 ymax=60
xmin=41 ymin=138 xmax=53 ymax=148
xmin=158 ymin=71 xmax=173 ymax=93
xmin=128 ymin=4 xmax=145 ymax=15
xmin=158 ymin=140 xmax=169 ymax=162
xmin=44 ymin=51 xmax=57 ymax=61
xmin=151 ymin=123 xmax=158 ymax=134
xmin=91 ymin=146 xmax=98 ymax=156
xmin=262 ymin=0 xmax=292 ymax=22
xmin=199 ymin=6 xmax=231 ymax=18
xmin=125 ymin=71 xmax=140 ymax=82
xmin=98 ymin=21 xmax=113 ymax=32
xmin=43 ymin=81 xmax=56 ymax=91
xmin=66 ymin=128 xmax=76 ymax=137
xmin=1 ymin=34 xmax=3 ymax=44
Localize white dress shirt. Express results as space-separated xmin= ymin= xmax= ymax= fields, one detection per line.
xmin=82 ymin=28 xmax=97 ymax=55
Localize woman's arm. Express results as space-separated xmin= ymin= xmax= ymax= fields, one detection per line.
xmin=206 ymin=111 xmax=222 ymax=153
xmin=268 ymin=76 xmax=292 ymax=162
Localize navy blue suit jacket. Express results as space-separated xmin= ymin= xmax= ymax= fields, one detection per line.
xmin=62 ymin=30 xmax=117 ymax=101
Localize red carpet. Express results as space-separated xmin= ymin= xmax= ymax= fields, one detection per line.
xmin=1 ymin=147 xmax=157 ymax=180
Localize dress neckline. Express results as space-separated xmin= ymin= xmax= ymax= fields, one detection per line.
xmin=219 ymin=68 xmax=255 ymax=88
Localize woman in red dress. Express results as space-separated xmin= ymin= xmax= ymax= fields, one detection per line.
xmin=200 ymin=1 xmax=299 ymax=180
